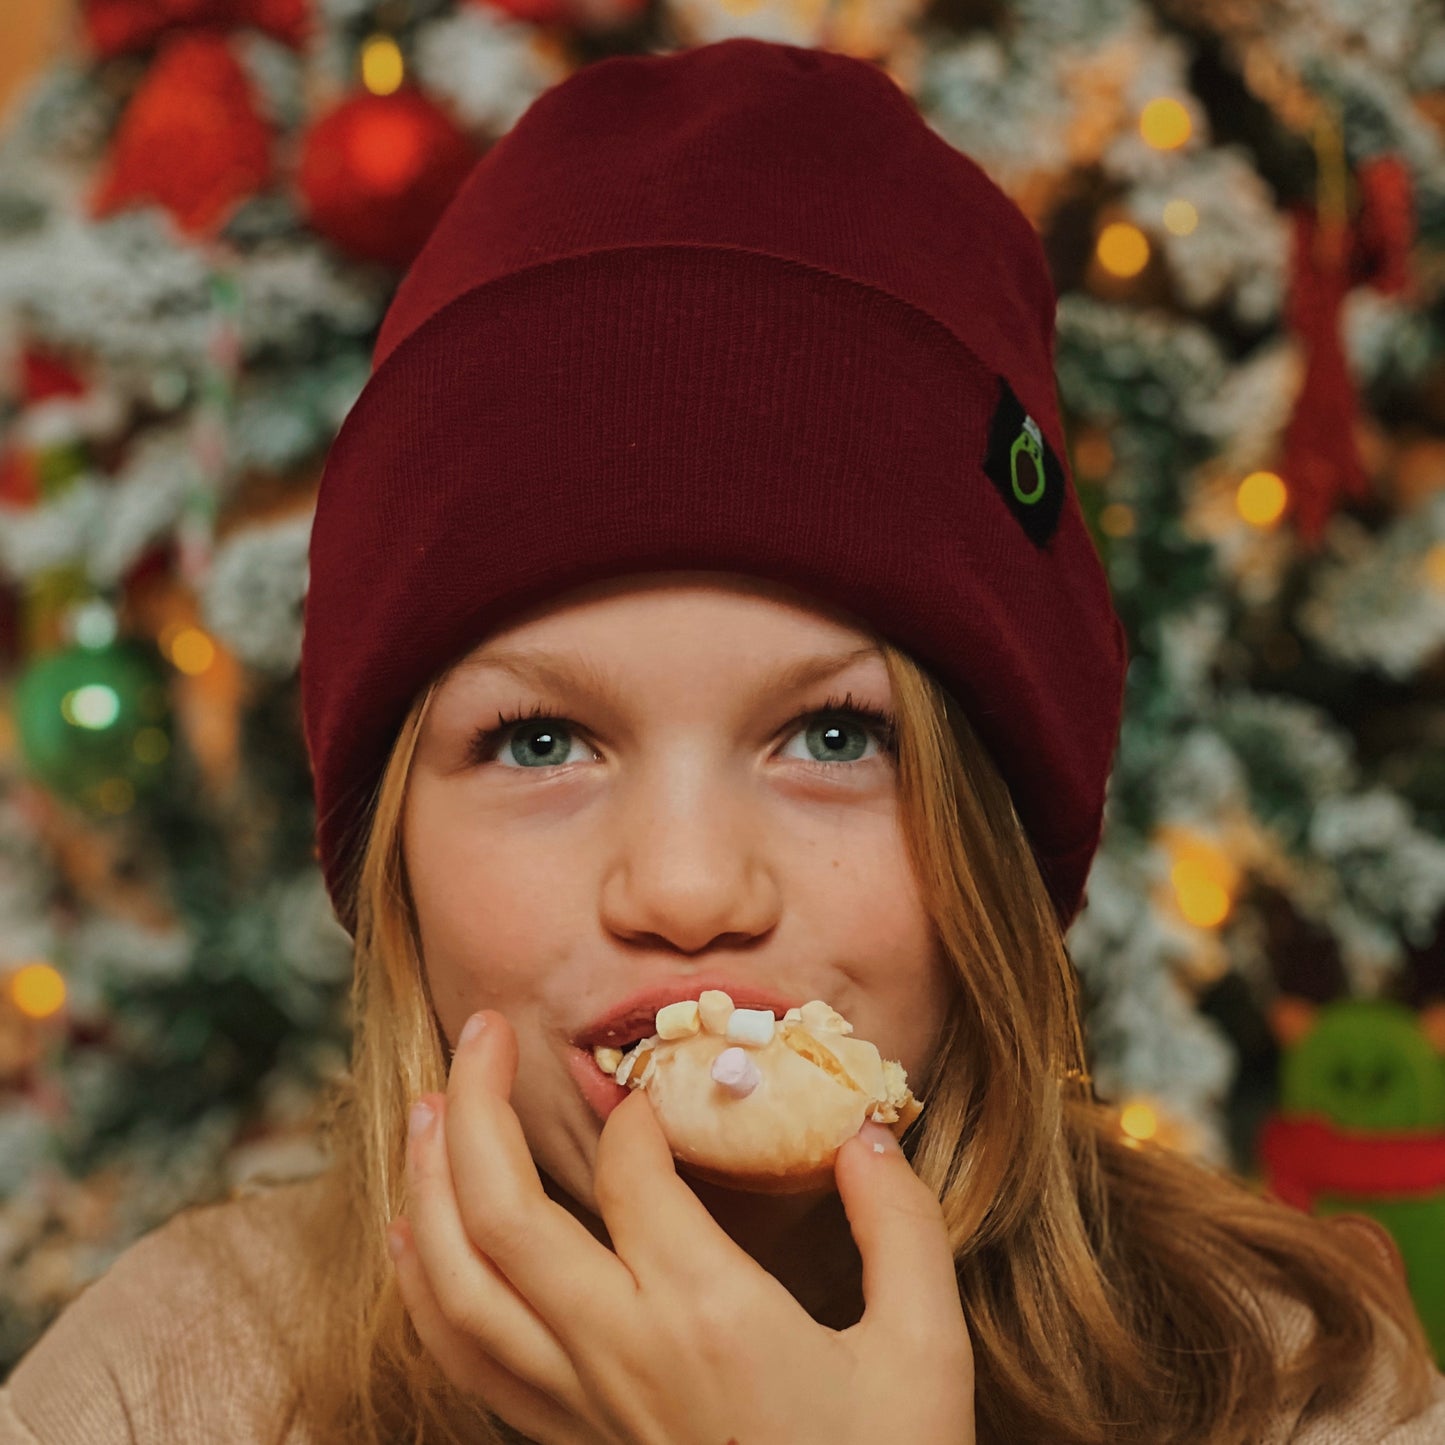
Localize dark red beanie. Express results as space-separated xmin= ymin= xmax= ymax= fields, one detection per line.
xmin=301 ymin=36 xmax=1129 ymax=939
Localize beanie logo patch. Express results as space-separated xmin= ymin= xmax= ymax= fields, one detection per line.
xmin=983 ymin=376 xmax=1064 ymax=549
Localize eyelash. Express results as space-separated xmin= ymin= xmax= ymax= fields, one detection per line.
xmin=465 ymin=690 xmax=898 ymax=772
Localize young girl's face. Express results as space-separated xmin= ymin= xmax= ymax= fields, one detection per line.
xmin=402 ymin=570 xmax=953 ymax=1216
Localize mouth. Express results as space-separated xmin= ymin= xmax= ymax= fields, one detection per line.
xmin=571 ymin=988 xmax=804 ymax=1056
xmin=569 ymin=985 xmax=806 ymax=1111
xmin=566 ymin=1042 xmax=635 ymax=1122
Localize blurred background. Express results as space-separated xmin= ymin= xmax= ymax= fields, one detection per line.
xmin=2 ymin=0 xmax=1444 ymax=1375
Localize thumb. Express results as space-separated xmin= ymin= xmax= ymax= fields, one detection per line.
xmin=835 ymin=1121 xmax=968 ymax=1342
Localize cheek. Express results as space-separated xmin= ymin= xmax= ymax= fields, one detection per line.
xmin=402 ymin=784 xmax=570 ymax=1008
xmin=821 ymin=818 xmax=935 ymax=957
xmin=820 ymin=827 xmax=952 ymax=1076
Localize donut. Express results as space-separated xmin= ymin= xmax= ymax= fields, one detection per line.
xmin=592 ymin=992 xmax=922 ymax=1194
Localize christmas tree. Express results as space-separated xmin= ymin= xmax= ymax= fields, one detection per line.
xmin=2 ymin=0 xmax=1444 ymax=1372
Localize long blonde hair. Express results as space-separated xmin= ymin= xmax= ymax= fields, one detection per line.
xmin=282 ymin=639 xmax=1435 ymax=1443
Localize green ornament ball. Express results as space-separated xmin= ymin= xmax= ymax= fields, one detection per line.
xmin=13 ymin=639 xmax=172 ymax=812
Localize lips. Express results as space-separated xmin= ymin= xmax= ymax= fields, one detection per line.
xmin=571 ymin=982 xmax=805 ymax=1052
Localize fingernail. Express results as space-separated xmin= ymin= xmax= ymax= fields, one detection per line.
xmin=858 ymin=1121 xmax=900 ymax=1155
xmin=386 ymin=1223 xmax=406 ymax=1261
xmin=408 ymin=1099 xmax=435 ymax=1140
xmin=458 ymin=1012 xmax=488 ymax=1049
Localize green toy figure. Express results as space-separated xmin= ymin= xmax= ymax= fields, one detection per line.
xmin=1259 ymin=997 xmax=1445 ymax=1363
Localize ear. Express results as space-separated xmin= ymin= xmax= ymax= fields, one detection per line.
xmin=1420 ymin=1001 xmax=1445 ymax=1056
xmin=1268 ymin=995 xmax=1319 ymax=1049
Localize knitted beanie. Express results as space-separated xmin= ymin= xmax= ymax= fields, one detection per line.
xmin=301 ymin=36 xmax=1129 ymax=940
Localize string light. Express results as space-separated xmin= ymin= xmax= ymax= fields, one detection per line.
xmin=1099 ymin=502 xmax=1135 ymax=537
xmin=1161 ymin=828 xmax=1239 ymax=929
xmin=1072 ymin=428 xmax=1114 ymax=482
xmin=1096 ymin=222 xmax=1150 ymax=279
xmin=361 ymin=34 xmax=405 ymax=97
xmin=1140 ymin=98 xmax=1191 ymax=150
xmin=1236 ymin=470 xmax=1288 ymax=528
xmin=1120 ymin=1100 xmax=1159 ymax=1141
xmin=164 ymin=626 xmax=217 ymax=676
xmin=10 ymin=962 xmax=66 ymax=1020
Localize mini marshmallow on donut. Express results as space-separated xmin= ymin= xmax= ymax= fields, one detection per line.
xmin=593 ymin=991 xmax=922 ymax=1194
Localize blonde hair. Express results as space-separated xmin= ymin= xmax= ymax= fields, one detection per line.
xmin=282 ymin=640 xmax=1435 ymax=1443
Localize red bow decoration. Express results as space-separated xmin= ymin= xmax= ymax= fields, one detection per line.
xmin=296 ymin=88 xmax=479 ymax=270
xmin=1280 ymin=149 xmax=1415 ymax=547
xmin=80 ymin=0 xmax=311 ymax=57
xmin=89 ymin=32 xmax=274 ymax=239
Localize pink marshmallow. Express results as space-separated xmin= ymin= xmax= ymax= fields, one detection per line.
xmin=711 ymin=1046 xmax=762 ymax=1097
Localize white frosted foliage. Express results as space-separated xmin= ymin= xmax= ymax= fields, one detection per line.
xmin=413 ymin=9 xmax=563 ymax=133
xmin=1298 ymin=497 xmax=1445 ymax=680
xmin=201 ymin=514 xmax=314 ymax=674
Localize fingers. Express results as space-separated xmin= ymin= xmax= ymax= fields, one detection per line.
xmin=405 ymin=1089 xmax=583 ymax=1407
xmin=834 ymin=1123 xmax=972 ymax=1365
xmin=389 ymin=1215 xmax=582 ymax=1445
xmin=591 ymin=1087 xmax=766 ymax=1296
xmin=442 ymin=1012 xmax=635 ymax=1339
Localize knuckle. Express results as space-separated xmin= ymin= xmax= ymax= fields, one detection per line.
xmin=880 ymin=1186 xmax=946 ymax=1230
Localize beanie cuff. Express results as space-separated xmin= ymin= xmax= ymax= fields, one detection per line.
xmin=303 ymin=243 xmax=1125 ymax=936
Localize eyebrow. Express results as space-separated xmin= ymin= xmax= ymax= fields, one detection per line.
xmin=449 ymin=642 xmax=884 ymax=707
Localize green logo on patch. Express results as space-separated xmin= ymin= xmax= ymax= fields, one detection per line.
xmin=983 ymin=376 xmax=1064 ymax=548
xmin=1009 ymin=417 xmax=1047 ymax=506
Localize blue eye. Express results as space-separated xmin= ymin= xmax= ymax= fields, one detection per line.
xmin=783 ymin=710 xmax=889 ymax=767
xmin=465 ymin=691 xmax=897 ymax=773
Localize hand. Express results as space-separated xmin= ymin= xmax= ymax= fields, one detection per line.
xmin=390 ymin=1009 xmax=975 ymax=1445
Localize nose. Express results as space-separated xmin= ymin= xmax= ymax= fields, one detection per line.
xmin=597 ymin=762 xmax=781 ymax=957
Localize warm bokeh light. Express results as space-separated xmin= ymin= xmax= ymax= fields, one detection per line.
xmin=1073 ymin=428 xmax=1115 ymax=481
xmin=97 ymin=777 xmax=136 ymax=814
xmin=1164 ymin=830 xmax=1240 ymax=929
xmin=133 ymin=726 xmax=170 ymax=765
xmin=1140 ymin=97 xmax=1192 ymax=150
xmin=1162 ymin=199 xmax=1198 ymax=235
xmin=169 ymin=627 xmax=216 ymax=676
xmin=1120 ymin=1101 xmax=1160 ymax=1141
xmin=1424 ymin=541 xmax=1445 ymax=590
xmin=1096 ymin=222 xmax=1150 ymax=278
xmin=1173 ymin=863 xmax=1232 ymax=927
xmin=1237 ymin=470 xmax=1288 ymax=528
xmin=361 ymin=34 xmax=405 ymax=97
xmin=1099 ymin=502 xmax=1136 ymax=536
xmin=11 ymin=962 xmax=66 ymax=1020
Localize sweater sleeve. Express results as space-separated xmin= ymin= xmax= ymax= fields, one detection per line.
xmin=1 ymin=1217 xmax=186 ymax=1445
xmin=1285 ymin=1345 xmax=1445 ymax=1444
xmin=0 ymin=1182 xmax=319 ymax=1445
xmin=1256 ymin=1216 xmax=1445 ymax=1445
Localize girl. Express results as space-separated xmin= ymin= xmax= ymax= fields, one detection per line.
xmin=5 ymin=35 xmax=1443 ymax=1445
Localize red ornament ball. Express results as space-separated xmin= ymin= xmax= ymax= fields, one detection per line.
xmin=297 ymin=88 xmax=479 ymax=270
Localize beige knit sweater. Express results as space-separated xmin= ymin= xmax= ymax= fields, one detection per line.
xmin=2 ymin=1174 xmax=1442 ymax=1444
